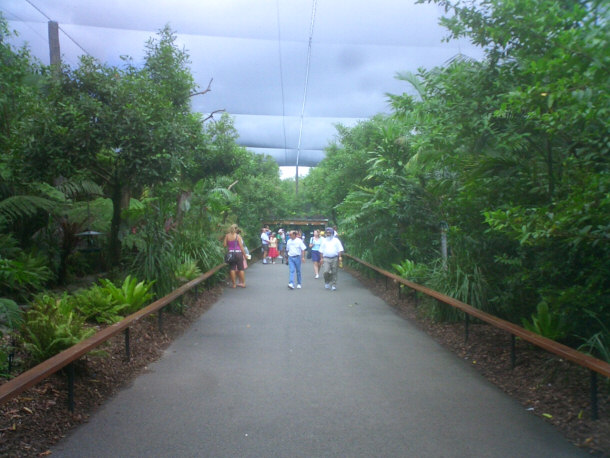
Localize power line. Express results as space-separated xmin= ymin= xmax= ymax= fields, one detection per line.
xmin=24 ymin=0 xmax=91 ymax=57
xmin=295 ymin=0 xmax=318 ymax=192
xmin=275 ymin=0 xmax=289 ymax=168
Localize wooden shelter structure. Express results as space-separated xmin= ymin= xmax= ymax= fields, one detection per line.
xmin=262 ymin=218 xmax=329 ymax=228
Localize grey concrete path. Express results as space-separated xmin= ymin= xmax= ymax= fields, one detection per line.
xmin=53 ymin=260 xmax=585 ymax=457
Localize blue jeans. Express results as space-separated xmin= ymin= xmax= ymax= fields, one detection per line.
xmin=288 ymin=255 xmax=302 ymax=285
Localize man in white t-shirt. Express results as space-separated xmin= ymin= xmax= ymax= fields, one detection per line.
xmin=319 ymin=227 xmax=344 ymax=291
xmin=260 ymin=227 xmax=270 ymax=264
xmin=286 ymin=230 xmax=307 ymax=289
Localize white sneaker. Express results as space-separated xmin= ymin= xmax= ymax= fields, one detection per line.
xmin=315 ymin=274 xmax=319 ymax=279
xmin=325 ymin=284 xmax=330 ymax=289
xmin=296 ymin=284 xmax=302 ymax=289
xmin=288 ymin=283 xmax=294 ymax=289
xmin=331 ymin=285 xmax=336 ymax=291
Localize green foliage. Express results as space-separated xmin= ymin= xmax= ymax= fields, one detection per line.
xmin=0 ymin=252 xmax=52 ymax=301
xmin=0 ymin=298 xmax=23 ymax=334
xmin=174 ymin=256 xmax=203 ymax=284
xmin=20 ymin=293 xmax=95 ymax=366
xmin=124 ymin=211 xmax=176 ymax=298
xmin=98 ymin=275 xmax=155 ymax=316
xmin=579 ymin=331 xmax=610 ymax=365
xmin=522 ymin=302 xmax=567 ymax=342
xmin=70 ymin=285 xmax=128 ymax=324
xmin=393 ymin=259 xmax=429 ymax=285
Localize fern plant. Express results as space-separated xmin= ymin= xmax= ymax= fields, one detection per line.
xmin=20 ymin=293 xmax=95 ymax=366
xmin=0 ymin=298 xmax=23 ymax=375
xmin=70 ymin=285 xmax=129 ymax=324
xmin=98 ymin=275 xmax=155 ymax=316
xmin=0 ymin=253 xmax=53 ymax=301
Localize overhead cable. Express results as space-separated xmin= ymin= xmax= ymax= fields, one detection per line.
xmin=295 ymin=0 xmax=318 ymax=189
xmin=25 ymin=0 xmax=91 ymax=56
xmin=275 ymin=0 xmax=289 ymax=167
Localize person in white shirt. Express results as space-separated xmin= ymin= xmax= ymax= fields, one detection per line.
xmin=285 ymin=230 xmax=307 ymax=289
xmin=319 ymin=227 xmax=344 ymax=291
xmin=260 ymin=227 xmax=270 ymax=264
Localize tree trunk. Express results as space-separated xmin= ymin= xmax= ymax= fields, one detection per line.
xmin=109 ymin=181 xmax=122 ymax=267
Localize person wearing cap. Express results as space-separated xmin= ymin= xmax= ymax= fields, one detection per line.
xmin=319 ymin=227 xmax=344 ymax=291
xmin=286 ymin=230 xmax=307 ymax=289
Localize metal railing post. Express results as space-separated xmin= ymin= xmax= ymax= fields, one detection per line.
xmin=511 ymin=335 xmax=516 ymax=369
xmin=67 ymin=363 xmax=75 ymax=412
xmin=590 ymin=370 xmax=598 ymax=420
xmin=124 ymin=328 xmax=131 ymax=361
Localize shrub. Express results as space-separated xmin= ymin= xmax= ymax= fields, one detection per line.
xmin=98 ymin=275 xmax=155 ymax=316
xmin=522 ymin=302 xmax=567 ymax=341
xmin=70 ymin=285 xmax=129 ymax=324
xmin=20 ymin=293 xmax=95 ymax=366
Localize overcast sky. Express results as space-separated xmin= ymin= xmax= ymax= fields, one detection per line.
xmin=2 ymin=0 xmax=481 ymax=178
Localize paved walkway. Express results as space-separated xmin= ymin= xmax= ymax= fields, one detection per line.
xmin=53 ymin=260 xmax=585 ymax=457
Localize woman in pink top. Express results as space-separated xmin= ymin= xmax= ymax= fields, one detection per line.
xmin=223 ymin=224 xmax=246 ymax=288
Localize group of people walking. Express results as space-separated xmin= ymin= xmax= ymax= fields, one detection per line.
xmin=224 ymin=224 xmax=344 ymax=291
xmin=262 ymin=226 xmax=344 ymax=291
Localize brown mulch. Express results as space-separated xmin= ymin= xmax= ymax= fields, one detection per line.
xmin=1 ymin=271 xmax=609 ymax=457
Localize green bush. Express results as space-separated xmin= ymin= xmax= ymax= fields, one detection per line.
xmin=0 ymin=298 xmax=23 ymax=375
xmin=98 ymin=275 xmax=155 ymax=315
xmin=0 ymin=253 xmax=53 ymax=301
xmin=175 ymin=256 xmax=202 ymax=284
xmin=522 ymin=302 xmax=567 ymax=341
xmin=70 ymin=285 xmax=129 ymax=324
xmin=20 ymin=293 xmax=95 ymax=366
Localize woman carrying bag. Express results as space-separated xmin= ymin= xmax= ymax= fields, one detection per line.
xmin=223 ymin=224 xmax=246 ymax=288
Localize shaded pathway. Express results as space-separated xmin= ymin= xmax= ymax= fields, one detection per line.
xmin=53 ymin=261 xmax=585 ymax=457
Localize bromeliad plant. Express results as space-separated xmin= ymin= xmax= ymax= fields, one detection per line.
xmin=522 ymin=302 xmax=567 ymax=342
xmin=175 ymin=256 xmax=202 ymax=284
xmin=97 ymin=275 xmax=155 ymax=316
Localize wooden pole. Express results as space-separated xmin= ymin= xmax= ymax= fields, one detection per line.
xmin=48 ymin=21 xmax=61 ymax=68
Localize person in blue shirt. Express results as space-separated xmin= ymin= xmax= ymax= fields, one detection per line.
xmin=309 ymin=229 xmax=324 ymax=279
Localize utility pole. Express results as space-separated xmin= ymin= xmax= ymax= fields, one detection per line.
xmin=48 ymin=21 xmax=61 ymax=68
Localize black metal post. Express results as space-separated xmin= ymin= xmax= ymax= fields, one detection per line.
xmin=8 ymin=338 xmax=15 ymax=373
xmin=464 ymin=314 xmax=470 ymax=343
xmin=511 ymin=334 xmax=516 ymax=369
xmin=124 ymin=327 xmax=131 ymax=361
xmin=67 ymin=363 xmax=75 ymax=412
xmin=590 ymin=370 xmax=598 ymax=420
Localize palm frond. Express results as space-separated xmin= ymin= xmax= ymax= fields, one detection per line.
xmin=0 ymin=195 xmax=57 ymax=222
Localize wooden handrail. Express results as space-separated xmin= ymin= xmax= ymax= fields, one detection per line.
xmin=344 ymin=253 xmax=610 ymax=379
xmin=0 ymin=263 xmax=227 ymax=405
